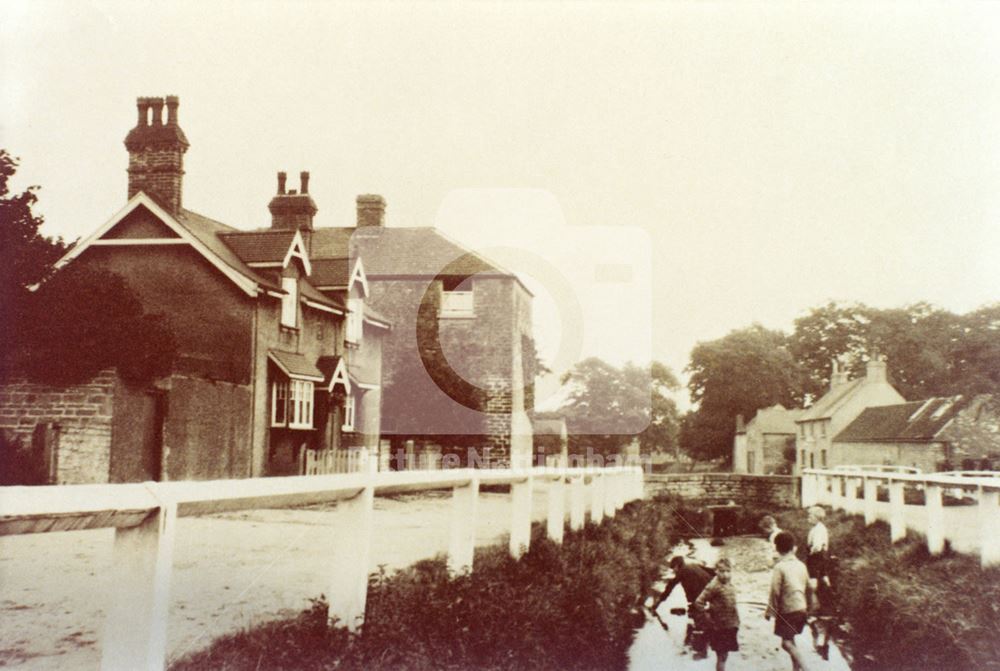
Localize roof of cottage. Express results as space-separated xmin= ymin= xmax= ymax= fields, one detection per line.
xmin=747 ymin=404 xmax=803 ymax=434
xmin=834 ymin=395 xmax=970 ymax=443
xmin=797 ymin=378 xmax=865 ymax=422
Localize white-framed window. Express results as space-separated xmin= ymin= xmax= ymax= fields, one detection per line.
xmin=271 ymin=380 xmax=288 ymax=426
xmin=342 ymin=393 xmax=356 ymax=432
xmin=346 ymin=298 xmax=363 ymax=345
xmin=281 ymin=277 xmax=298 ymax=328
xmin=271 ymin=378 xmax=314 ymax=429
xmin=440 ymin=290 xmax=474 ymax=317
xmin=289 ymin=380 xmax=314 ymax=429
xmin=820 ymin=422 xmax=827 ymax=438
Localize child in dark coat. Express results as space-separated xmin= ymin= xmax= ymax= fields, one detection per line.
xmin=694 ymin=557 xmax=740 ymax=671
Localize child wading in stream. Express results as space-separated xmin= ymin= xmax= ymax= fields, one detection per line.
xmin=766 ymin=531 xmax=814 ymax=671
xmin=693 ymin=557 xmax=740 ymax=671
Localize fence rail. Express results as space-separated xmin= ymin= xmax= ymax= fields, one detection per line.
xmin=802 ymin=467 xmax=1000 ymax=568
xmin=0 ymin=465 xmax=644 ymax=671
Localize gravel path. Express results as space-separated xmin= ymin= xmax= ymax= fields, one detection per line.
xmin=629 ymin=536 xmax=853 ymax=671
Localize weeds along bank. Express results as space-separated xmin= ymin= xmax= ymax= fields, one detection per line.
xmin=171 ymin=498 xmax=680 ymax=671
xmin=770 ymin=509 xmax=1000 ymax=671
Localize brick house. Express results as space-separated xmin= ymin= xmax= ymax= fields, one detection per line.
xmin=732 ymin=404 xmax=802 ymax=475
xmin=794 ymin=357 xmax=904 ymax=473
xmin=832 ymin=394 xmax=1000 ymax=472
xmin=0 ymin=96 xmax=388 ymax=482
xmin=313 ymin=198 xmax=536 ymax=468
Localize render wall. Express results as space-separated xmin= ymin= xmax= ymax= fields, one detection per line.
xmin=160 ymin=375 xmax=253 ymax=480
xmin=77 ymin=242 xmax=255 ymax=384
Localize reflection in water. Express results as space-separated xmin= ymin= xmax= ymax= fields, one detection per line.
xmin=628 ymin=537 xmax=853 ymax=671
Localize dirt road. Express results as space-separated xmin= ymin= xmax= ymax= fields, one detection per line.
xmin=0 ymin=489 xmax=551 ymax=670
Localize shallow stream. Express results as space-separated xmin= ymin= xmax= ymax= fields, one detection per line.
xmin=628 ymin=536 xmax=853 ymax=671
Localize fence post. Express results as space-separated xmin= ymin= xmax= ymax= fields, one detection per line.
xmin=509 ymin=473 xmax=533 ymax=559
xmin=844 ymin=477 xmax=859 ymax=514
xmin=816 ymin=473 xmax=828 ymax=506
xmin=546 ymin=471 xmax=566 ymax=544
xmin=889 ymin=478 xmax=906 ymax=543
xmin=800 ymin=472 xmax=814 ymax=507
xmin=864 ymin=476 xmax=877 ymax=526
xmin=630 ymin=467 xmax=644 ymax=501
xmin=569 ymin=473 xmax=585 ymax=531
xmin=327 ymin=467 xmax=375 ymax=631
xmin=925 ymin=482 xmax=944 ymax=556
xmin=590 ymin=472 xmax=605 ymax=525
xmin=979 ymin=486 xmax=1000 ymax=568
xmin=604 ymin=471 xmax=618 ymax=518
xmin=101 ymin=490 xmax=176 ymax=671
xmin=448 ymin=472 xmax=480 ymax=573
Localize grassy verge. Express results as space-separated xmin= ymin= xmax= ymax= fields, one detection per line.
xmin=170 ymin=498 xmax=679 ymax=671
xmin=774 ymin=507 xmax=1000 ymax=671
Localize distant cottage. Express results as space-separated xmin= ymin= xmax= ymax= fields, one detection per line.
xmin=832 ymin=394 xmax=1000 ymax=472
xmin=732 ymin=404 xmax=802 ymax=475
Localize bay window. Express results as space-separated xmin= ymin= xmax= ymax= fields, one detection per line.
xmin=271 ymin=378 xmax=314 ymax=429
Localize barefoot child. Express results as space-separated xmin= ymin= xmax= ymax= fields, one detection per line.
xmin=694 ymin=557 xmax=740 ymax=671
xmin=765 ymin=531 xmax=814 ymax=671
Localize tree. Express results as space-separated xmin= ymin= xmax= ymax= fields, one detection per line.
xmin=789 ymin=301 xmax=977 ymax=400
xmin=557 ymin=357 xmax=681 ymax=458
xmin=682 ymin=325 xmax=804 ymax=462
xmin=0 ymin=149 xmax=176 ymax=385
xmin=0 ymin=150 xmax=67 ymax=356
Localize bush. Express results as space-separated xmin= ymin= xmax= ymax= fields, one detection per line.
xmin=171 ymin=499 xmax=681 ymax=671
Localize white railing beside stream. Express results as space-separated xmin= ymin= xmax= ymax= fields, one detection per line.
xmin=802 ymin=467 xmax=1000 ymax=568
xmin=0 ymin=464 xmax=644 ymax=671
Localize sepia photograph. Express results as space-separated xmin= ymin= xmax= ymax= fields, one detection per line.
xmin=1 ymin=2 xmax=999 ymax=670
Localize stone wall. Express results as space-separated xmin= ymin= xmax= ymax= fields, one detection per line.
xmin=645 ymin=473 xmax=800 ymax=508
xmin=0 ymin=370 xmax=117 ymax=484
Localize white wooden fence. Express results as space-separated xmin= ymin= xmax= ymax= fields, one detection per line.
xmin=301 ymin=447 xmax=369 ymax=474
xmin=802 ymin=467 xmax=1000 ymax=567
xmin=0 ymin=465 xmax=644 ymax=671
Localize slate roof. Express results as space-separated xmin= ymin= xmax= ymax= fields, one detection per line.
xmin=833 ymin=396 xmax=970 ymax=443
xmin=175 ymin=209 xmax=280 ymax=290
xmin=268 ymin=350 xmax=325 ymax=381
xmin=798 ymin=378 xmax=864 ymax=422
xmin=218 ymin=230 xmax=297 ymax=264
xmin=310 ymin=258 xmax=352 ymax=287
xmin=747 ymin=405 xmax=803 ymax=434
xmin=309 ymin=227 xmax=514 ymax=278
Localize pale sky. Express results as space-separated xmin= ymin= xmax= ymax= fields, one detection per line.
xmin=3 ymin=2 xmax=999 ymax=407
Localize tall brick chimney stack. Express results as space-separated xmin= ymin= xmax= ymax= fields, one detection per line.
xmin=268 ymin=171 xmax=317 ymax=230
xmin=356 ymin=194 xmax=386 ymax=227
xmin=124 ymin=95 xmax=189 ymax=216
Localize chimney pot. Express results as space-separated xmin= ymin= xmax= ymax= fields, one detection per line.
xmin=865 ymin=355 xmax=888 ymax=384
xmin=150 ymin=98 xmax=165 ymax=126
xmin=277 ymin=172 xmax=287 ymax=195
xmin=300 ymin=171 xmax=310 ymax=194
xmin=356 ymin=194 xmax=386 ymax=227
xmin=136 ymin=97 xmax=150 ymax=126
xmin=165 ymin=96 xmax=179 ymax=125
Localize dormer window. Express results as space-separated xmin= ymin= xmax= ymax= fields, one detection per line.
xmin=281 ymin=277 xmax=298 ymax=328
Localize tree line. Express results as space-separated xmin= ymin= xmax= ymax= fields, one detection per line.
xmin=554 ymin=301 xmax=998 ymax=463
